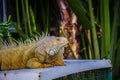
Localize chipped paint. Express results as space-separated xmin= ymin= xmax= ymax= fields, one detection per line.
xmin=38 ymin=72 xmax=41 ymax=80
xmin=4 ymin=72 xmax=7 ymax=78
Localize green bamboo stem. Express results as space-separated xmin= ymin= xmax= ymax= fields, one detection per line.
xmin=30 ymin=6 xmax=36 ymax=33
xmin=87 ymin=30 xmax=92 ymax=59
xmin=16 ymin=0 xmax=20 ymax=33
xmin=100 ymin=0 xmax=105 ymax=59
xmin=100 ymin=0 xmax=110 ymax=59
xmin=103 ymin=0 xmax=110 ymax=59
xmin=110 ymin=0 xmax=119 ymax=62
xmin=39 ymin=1 xmax=50 ymax=33
xmin=21 ymin=0 xmax=28 ymax=36
xmin=15 ymin=0 xmax=24 ymax=39
xmin=81 ymin=33 xmax=88 ymax=59
xmin=25 ymin=0 xmax=32 ymax=36
xmin=88 ymin=0 xmax=100 ymax=59
xmin=40 ymin=0 xmax=45 ymax=32
xmin=46 ymin=0 xmax=49 ymax=33
xmin=113 ymin=40 xmax=120 ymax=79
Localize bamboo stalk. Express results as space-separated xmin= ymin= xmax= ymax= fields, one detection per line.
xmin=81 ymin=33 xmax=88 ymax=59
xmin=29 ymin=6 xmax=36 ymax=33
xmin=21 ymin=0 xmax=28 ymax=36
xmin=103 ymin=0 xmax=110 ymax=59
xmin=100 ymin=0 xmax=105 ymax=59
xmin=113 ymin=40 xmax=120 ymax=79
xmin=87 ymin=30 xmax=92 ymax=59
xmin=88 ymin=0 xmax=100 ymax=59
xmin=100 ymin=0 xmax=111 ymax=59
xmin=25 ymin=0 xmax=32 ymax=36
xmin=15 ymin=0 xmax=24 ymax=39
xmin=40 ymin=0 xmax=45 ymax=32
xmin=16 ymin=0 xmax=20 ymax=32
xmin=110 ymin=0 xmax=119 ymax=63
xmin=46 ymin=0 xmax=49 ymax=34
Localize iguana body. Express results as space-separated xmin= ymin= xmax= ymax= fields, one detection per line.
xmin=0 ymin=36 xmax=68 ymax=70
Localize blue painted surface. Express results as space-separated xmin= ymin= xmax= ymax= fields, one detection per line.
xmin=108 ymin=68 xmax=112 ymax=80
xmin=0 ymin=60 xmax=112 ymax=80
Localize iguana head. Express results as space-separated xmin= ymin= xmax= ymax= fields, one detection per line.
xmin=48 ymin=36 xmax=68 ymax=56
xmin=35 ymin=36 xmax=68 ymax=63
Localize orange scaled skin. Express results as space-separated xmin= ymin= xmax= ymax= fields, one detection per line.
xmin=0 ymin=36 xmax=68 ymax=70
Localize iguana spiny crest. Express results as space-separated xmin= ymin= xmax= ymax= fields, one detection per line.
xmin=0 ymin=35 xmax=68 ymax=70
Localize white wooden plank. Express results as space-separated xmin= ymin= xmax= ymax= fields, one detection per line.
xmin=40 ymin=60 xmax=112 ymax=80
xmin=0 ymin=60 xmax=111 ymax=80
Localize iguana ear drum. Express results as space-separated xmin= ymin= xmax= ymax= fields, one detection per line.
xmin=49 ymin=49 xmax=55 ymax=56
xmin=49 ymin=46 xmax=59 ymax=56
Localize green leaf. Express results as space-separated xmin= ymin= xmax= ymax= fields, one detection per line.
xmin=67 ymin=0 xmax=91 ymax=28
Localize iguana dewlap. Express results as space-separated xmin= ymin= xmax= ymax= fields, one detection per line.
xmin=0 ymin=36 xmax=68 ymax=70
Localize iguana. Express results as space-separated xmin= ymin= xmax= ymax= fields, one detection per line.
xmin=0 ymin=35 xmax=68 ymax=70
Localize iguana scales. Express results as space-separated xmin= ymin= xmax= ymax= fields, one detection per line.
xmin=0 ymin=35 xmax=68 ymax=70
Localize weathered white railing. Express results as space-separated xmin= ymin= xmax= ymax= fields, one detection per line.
xmin=0 ymin=60 xmax=112 ymax=80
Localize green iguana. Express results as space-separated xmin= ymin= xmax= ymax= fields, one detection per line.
xmin=0 ymin=35 xmax=68 ymax=70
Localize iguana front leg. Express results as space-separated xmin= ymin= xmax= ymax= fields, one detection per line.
xmin=27 ymin=58 xmax=53 ymax=68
